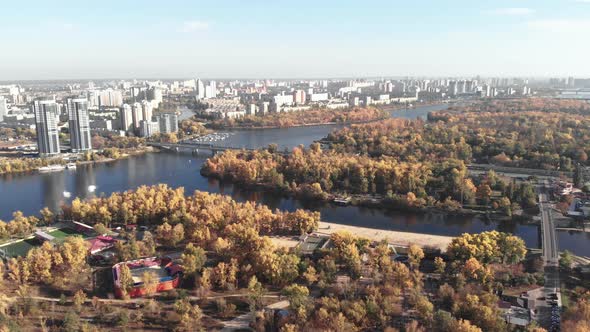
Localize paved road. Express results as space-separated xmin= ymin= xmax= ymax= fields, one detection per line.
xmin=536 ymin=181 xmax=561 ymax=331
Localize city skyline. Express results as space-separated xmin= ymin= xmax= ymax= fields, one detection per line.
xmin=2 ymin=0 xmax=590 ymax=80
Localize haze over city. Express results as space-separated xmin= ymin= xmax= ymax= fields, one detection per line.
xmin=2 ymin=0 xmax=590 ymax=80
xmin=2 ymin=1 xmax=590 ymax=331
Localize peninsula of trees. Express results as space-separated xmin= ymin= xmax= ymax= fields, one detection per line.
xmin=327 ymin=98 xmax=590 ymax=172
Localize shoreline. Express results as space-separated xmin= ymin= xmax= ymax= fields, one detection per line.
xmin=200 ymin=170 xmax=480 ymax=217
xmin=0 ymin=147 xmax=155 ymax=176
xmin=318 ymin=221 xmax=453 ymax=252
xmin=209 ymin=117 xmax=388 ymax=131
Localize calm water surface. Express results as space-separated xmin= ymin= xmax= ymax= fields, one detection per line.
xmin=1 ymin=104 xmax=587 ymax=255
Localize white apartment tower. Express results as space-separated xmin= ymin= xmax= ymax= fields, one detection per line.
xmin=67 ymin=98 xmax=92 ymax=152
xmin=120 ymin=104 xmax=133 ymax=132
xmin=34 ymin=100 xmax=61 ymax=156
xmin=0 ymin=97 xmax=7 ymax=122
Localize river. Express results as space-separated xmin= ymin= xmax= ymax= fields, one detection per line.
xmin=1 ymin=104 xmax=588 ymax=255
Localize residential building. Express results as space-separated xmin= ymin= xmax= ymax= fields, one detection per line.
xmin=67 ymin=98 xmax=92 ymax=152
xmin=293 ymin=90 xmax=306 ymax=104
xmin=34 ymin=100 xmax=61 ymax=156
xmin=98 ymin=89 xmax=123 ymax=107
xmin=120 ymin=104 xmax=133 ymax=132
xmin=196 ymin=79 xmax=205 ymax=100
xmin=141 ymin=100 xmax=153 ymax=123
xmin=131 ymin=102 xmax=143 ymax=129
xmin=156 ymin=113 xmax=178 ymax=134
xmin=309 ymin=93 xmax=329 ymax=102
xmin=0 ymin=97 xmax=6 ymax=122
xmin=139 ymin=120 xmax=160 ymax=137
xmin=258 ymin=101 xmax=269 ymax=115
xmin=246 ymin=103 xmax=256 ymax=115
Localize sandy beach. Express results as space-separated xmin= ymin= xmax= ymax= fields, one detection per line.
xmin=318 ymin=222 xmax=453 ymax=251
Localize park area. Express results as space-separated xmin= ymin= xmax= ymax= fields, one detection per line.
xmin=0 ymin=225 xmax=93 ymax=259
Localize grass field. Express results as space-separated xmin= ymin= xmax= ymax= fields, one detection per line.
xmin=0 ymin=238 xmax=41 ymax=257
xmin=1 ymin=227 xmax=92 ymax=258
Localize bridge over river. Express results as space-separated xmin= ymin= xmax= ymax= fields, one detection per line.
xmin=147 ymin=141 xmax=289 ymax=155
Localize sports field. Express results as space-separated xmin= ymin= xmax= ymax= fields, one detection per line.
xmin=0 ymin=227 xmax=92 ymax=258
xmin=0 ymin=238 xmax=41 ymax=258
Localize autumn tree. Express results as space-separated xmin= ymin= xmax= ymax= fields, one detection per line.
xmin=181 ymin=243 xmax=207 ymax=277
xmin=118 ymin=264 xmax=134 ymax=298
xmin=408 ymin=244 xmax=425 ymax=270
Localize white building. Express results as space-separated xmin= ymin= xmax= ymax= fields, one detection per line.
xmin=246 ymin=103 xmax=256 ymax=115
xmin=293 ymin=90 xmax=306 ymax=104
xmin=120 ymin=104 xmax=133 ymax=132
xmin=156 ymin=113 xmax=178 ymax=134
xmin=34 ymin=100 xmax=61 ymax=156
xmin=141 ymin=100 xmax=153 ymax=123
xmin=131 ymin=102 xmax=144 ymax=129
xmin=67 ymin=98 xmax=92 ymax=152
xmin=273 ymin=94 xmax=294 ymax=108
xmin=309 ymin=93 xmax=329 ymax=102
xmin=205 ymin=80 xmax=217 ymax=99
xmin=0 ymin=97 xmax=7 ymax=122
xmin=258 ymin=101 xmax=269 ymax=115
xmin=196 ymin=79 xmax=205 ymax=100
xmin=139 ymin=120 xmax=160 ymax=137
xmin=98 ymin=89 xmax=123 ymax=107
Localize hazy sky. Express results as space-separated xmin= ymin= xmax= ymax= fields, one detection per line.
xmin=1 ymin=0 xmax=590 ymax=80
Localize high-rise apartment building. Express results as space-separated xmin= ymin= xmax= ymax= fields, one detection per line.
xmin=131 ymin=102 xmax=144 ymax=129
xmin=67 ymin=98 xmax=92 ymax=152
xmin=120 ymin=104 xmax=133 ymax=132
xmin=139 ymin=120 xmax=160 ymax=137
xmin=196 ymin=79 xmax=205 ymax=100
xmin=34 ymin=100 xmax=61 ymax=156
xmin=156 ymin=113 xmax=178 ymax=134
xmin=141 ymin=100 xmax=153 ymax=122
xmin=293 ymin=90 xmax=306 ymax=104
xmin=0 ymin=97 xmax=6 ymax=122
xmin=98 ymin=89 xmax=123 ymax=107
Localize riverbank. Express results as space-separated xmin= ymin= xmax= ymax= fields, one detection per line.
xmin=208 ymin=107 xmax=388 ymax=130
xmin=318 ymin=221 xmax=453 ymax=251
xmin=200 ymin=169 xmax=480 ymax=217
xmin=209 ymin=117 xmax=386 ymax=131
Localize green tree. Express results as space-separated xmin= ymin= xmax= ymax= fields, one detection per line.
xmin=181 ymin=243 xmax=207 ymax=277
xmin=408 ymin=244 xmax=425 ymax=270
xmin=73 ymin=289 xmax=86 ymax=312
xmin=560 ymin=250 xmax=574 ymax=269
xmin=118 ymin=264 xmax=134 ymax=297
xmin=434 ymin=257 xmax=446 ymax=274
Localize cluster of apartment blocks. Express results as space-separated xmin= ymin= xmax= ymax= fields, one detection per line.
xmin=119 ymin=102 xmax=178 ymax=138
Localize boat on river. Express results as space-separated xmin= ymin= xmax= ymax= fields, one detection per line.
xmin=38 ymin=165 xmax=65 ymax=173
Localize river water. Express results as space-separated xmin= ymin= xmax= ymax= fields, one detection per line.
xmin=1 ymin=104 xmax=588 ymax=255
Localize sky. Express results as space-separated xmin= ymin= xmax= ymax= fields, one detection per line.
xmin=1 ymin=0 xmax=590 ymax=80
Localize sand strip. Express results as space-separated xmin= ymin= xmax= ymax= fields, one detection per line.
xmin=318 ymin=222 xmax=453 ymax=252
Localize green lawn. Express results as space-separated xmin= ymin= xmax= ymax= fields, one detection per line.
xmin=0 ymin=227 xmax=94 ymax=258
xmin=0 ymin=238 xmax=41 ymax=258
xmin=48 ymin=227 xmax=94 ymax=241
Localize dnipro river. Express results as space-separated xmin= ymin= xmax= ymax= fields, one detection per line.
xmin=1 ymin=104 xmax=588 ymax=255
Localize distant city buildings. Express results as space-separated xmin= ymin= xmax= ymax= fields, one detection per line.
xmin=34 ymin=100 xmax=61 ymax=156
xmin=67 ymin=98 xmax=92 ymax=152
